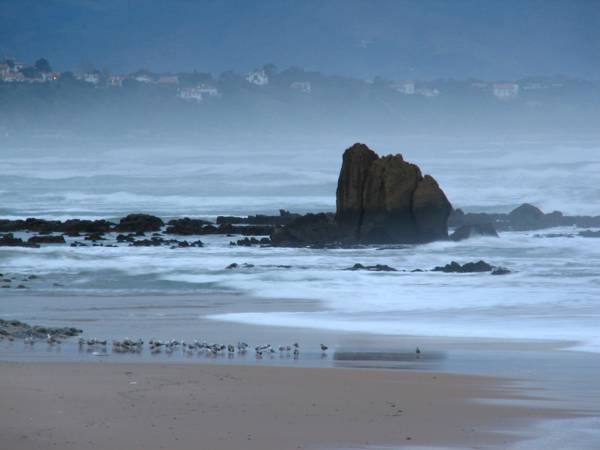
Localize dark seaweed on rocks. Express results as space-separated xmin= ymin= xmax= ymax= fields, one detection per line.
xmin=0 ymin=319 xmax=82 ymax=340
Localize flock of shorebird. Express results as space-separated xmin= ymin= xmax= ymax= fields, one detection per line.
xmin=71 ymin=337 xmax=329 ymax=358
xmin=15 ymin=335 xmax=424 ymax=360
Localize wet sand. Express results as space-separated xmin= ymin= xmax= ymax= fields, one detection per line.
xmin=0 ymin=361 xmax=567 ymax=450
xmin=2 ymin=292 xmax=599 ymax=448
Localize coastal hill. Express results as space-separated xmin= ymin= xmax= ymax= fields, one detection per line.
xmin=1 ymin=62 xmax=599 ymax=142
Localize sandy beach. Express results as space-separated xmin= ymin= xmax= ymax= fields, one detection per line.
xmin=2 ymin=293 xmax=599 ymax=449
xmin=0 ymin=361 xmax=569 ymax=450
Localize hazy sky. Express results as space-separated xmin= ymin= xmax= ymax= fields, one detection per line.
xmin=1 ymin=0 xmax=599 ymax=80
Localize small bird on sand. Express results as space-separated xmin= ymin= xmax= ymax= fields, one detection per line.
xmin=46 ymin=334 xmax=60 ymax=345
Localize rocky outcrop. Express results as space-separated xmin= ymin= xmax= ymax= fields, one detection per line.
xmin=0 ymin=233 xmax=39 ymax=248
xmin=0 ymin=218 xmax=112 ymax=234
xmin=336 ymin=143 xmax=452 ymax=244
xmin=115 ymin=214 xmax=164 ymax=232
xmin=28 ymin=235 xmax=66 ymax=244
xmin=432 ymin=260 xmax=493 ymax=273
xmin=217 ymin=210 xmax=300 ymax=226
xmin=165 ymin=218 xmax=211 ymax=235
xmin=412 ymin=175 xmax=453 ymax=242
xmin=335 ymin=144 xmax=379 ymax=240
xmin=579 ymin=230 xmax=600 ymax=238
xmin=344 ymin=263 xmax=397 ymax=272
xmin=0 ymin=319 xmax=82 ymax=340
xmin=449 ymin=204 xmax=600 ymax=231
xmin=270 ymin=213 xmax=339 ymax=247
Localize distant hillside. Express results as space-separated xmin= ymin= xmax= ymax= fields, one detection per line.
xmin=1 ymin=0 xmax=599 ymax=80
xmin=1 ymin=67 xmax=599 ymax=143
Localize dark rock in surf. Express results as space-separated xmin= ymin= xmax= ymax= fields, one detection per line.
xmin=27 ymin=235 xmax=66 ymax=244
xmin=0 ymin=233 xmax=39 ymax=248
xmin=491 ymin=267 xmax=511 ymax=275
xmin=166 ymin=218 xmax=211 ymax=235
xmin=270 ymin=213 xmax=339 ymax=247
xmin=345 ymin=263 xmax=397 ymax=272
xmin=449 ymin=203 xmax=600 ymax=232
xmin=235 ymin=237 xmax=271 ymax=246
xmin=579 ymin=230 xmax=600 ymax=238
xmin=61 ymin=219 xmax=113 ymax=234
xmin=226 ymin=262 xmax=255 ymax=269
xmin=508 ymin=203 xmax=545 ymax=230
xmin=115 ymin=214 xmax=164 ymax=232
xmin=432 ymin=260 xmax=493 ymax=273
xmin=217 ymin=210 xmax=300 ymax=226
xmin=450 ymin=223 xmax=498 ymax=241
xmin=217 ymin=223 xmax=274 ymax=236
xmin=84 ymin=233 xmax=106 ymax=241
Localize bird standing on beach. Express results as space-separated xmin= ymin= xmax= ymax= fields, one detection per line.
xmin=46 ymin=334 xmax=60 ymax=345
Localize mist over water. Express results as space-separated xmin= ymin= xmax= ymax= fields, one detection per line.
xmin=2 ymin=135 xmax=600 ymax=218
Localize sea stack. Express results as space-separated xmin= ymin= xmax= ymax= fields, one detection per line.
xmin=335 ymin=143 xmax=452 ymax=244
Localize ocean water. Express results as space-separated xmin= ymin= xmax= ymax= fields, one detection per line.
xmin=1 ymin=136 xmax=600 ymax=352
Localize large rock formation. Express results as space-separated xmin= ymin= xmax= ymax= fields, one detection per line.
xmin=335 ymin=143 xmax=452 ymax=244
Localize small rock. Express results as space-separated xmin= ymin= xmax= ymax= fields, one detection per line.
xmin=491 ymin=267 xmax=511 ymax=275
xmin=432 ymin=260 xmax=493 ymax=273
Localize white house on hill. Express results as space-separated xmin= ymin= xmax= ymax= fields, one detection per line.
xmin=493 ymin=83 xmax=519 ymax=99
xmin=177 ymin=85 xmax=219 ymax=102
xmin=246 ymin=69 xmax=269 ymax=86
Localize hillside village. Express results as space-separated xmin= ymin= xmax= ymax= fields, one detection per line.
xmin=0 ymin=57 xmax=575 ymax=103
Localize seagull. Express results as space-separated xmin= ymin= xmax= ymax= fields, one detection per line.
xmin=46 ymin=334 xmax=60 ymax=345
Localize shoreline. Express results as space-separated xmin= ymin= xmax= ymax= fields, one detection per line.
xmin=2 ymin=291 xmax=600 ymax=448
xmin=0 ymin=361 xmax=574 ymax=450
